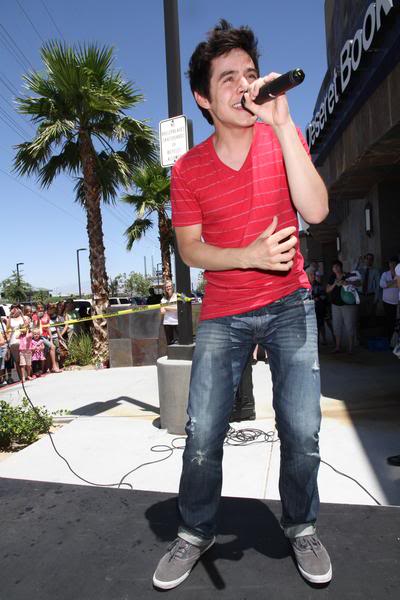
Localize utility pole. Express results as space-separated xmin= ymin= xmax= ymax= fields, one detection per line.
xmin=76 ymin=248 xmax=86 ymax=297
xmin=163 ymin=0 xmax=193 ymax=349
xmin=16 ymin=262 xmax=24 ymax=287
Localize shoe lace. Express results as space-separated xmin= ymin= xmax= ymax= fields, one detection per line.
xmin=294 ymin=535 xmax=322 ymax=557
xmin=167 ymin=538 xmax=190 ymax=561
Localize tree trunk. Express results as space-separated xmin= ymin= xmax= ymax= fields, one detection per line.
xmin=158 ymin=210 xmax=172 ymax=283
xmin=79 ymin=130 xmax=109 ymax=364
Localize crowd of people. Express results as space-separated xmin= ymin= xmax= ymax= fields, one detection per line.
xmin=306 ymin=252 xmax=400 ymax=354
xmin=0 ymin=300 xmax=80 ymax=385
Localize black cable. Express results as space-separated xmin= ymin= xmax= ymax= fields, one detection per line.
xmin=225 ymin=426 xmax=278 ymax=446
xmin=15 ymin=0 xmax=45 ymax=44
xmin=40 ymin=0 xmax=65 ymax=42
xmin=0 ymin=316 xmax=383 ymax=505
xmin=321 ymin=459 xmax=381 ymax=506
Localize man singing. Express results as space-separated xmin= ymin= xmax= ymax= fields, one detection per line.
xmin=153 ymin=20 xmax=331 ymax=589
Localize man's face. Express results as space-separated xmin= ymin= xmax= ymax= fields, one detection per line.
xmin=366 ymin=254 xmax=374 ymax=267
xmin=195 ymin=49 xmax=258 ymax=129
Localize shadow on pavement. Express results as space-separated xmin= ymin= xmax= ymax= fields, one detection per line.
xmin=70 ymin=395 xmax=160 ymax=416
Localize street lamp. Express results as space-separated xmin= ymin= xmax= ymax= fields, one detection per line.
xmin=76 ymin=248 xmax=87 ymax=297
xmin=16 ymin=262 xmax=24 ymax=286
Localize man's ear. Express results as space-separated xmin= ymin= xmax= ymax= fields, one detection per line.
xmin=194 ymin=90 xmax=211 ymax=110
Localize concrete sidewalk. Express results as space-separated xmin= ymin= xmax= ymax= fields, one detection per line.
xmin=0 ymin=347 xmax=399 ymax=507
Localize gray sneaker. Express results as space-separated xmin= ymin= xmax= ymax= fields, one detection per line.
xmin=153 ymin=536 xmax=215 ymax=590
xmin=290 ymin=534 xmax=332 ymax=584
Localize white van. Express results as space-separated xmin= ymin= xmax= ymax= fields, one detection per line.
xmin=108 ymin=297 xmax=136 ymax=306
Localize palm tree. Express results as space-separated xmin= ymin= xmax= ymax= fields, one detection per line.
xmin=122 ymin=163 xmax=174 ymax=282
xmin=13 ymin=42 xmax=156 ymax=362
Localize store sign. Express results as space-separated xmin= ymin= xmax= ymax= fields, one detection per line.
xmin=306 ymin=0 xmax=394 ymax=149
xmin=159 ymin=115 xmax=189 ymax=168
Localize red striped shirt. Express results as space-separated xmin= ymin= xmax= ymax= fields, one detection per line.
xmin=171 ymin=121 xmax=310 ymax=320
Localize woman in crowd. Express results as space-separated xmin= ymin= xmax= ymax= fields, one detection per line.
xmin=160 ymin=281 xmax=178 ymax=345
xmin=6 ymin=305 xmax=25 ymax=379
xmin=380 ymin=257 xmax=399 ymax=343
xmin=32 ymin=303 xmax=62 ymax=374
xmin=59 ymin=300 xmax=78 ymax=343
xmin=326 ymin=260 xmax=358 ymax=354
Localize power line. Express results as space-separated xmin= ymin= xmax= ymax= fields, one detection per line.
xmin=0 ymin=73 xmax=19 ymax=96
xmin=0 ymin=93 xmax=36 ymax=132
xmin=40 ymin=0 xmax=65 ymax=42
xmin=15 ymin=0 xmax=45 ymax=44
xmin=0 ymin=23 xmax=35 ymax=71
xmin=0 ymin=166 xmax=86 ymax=224
xmin=0 ymin=104 xmax=31 ymax=138
xmin=0 ymin=167 xmax=123 ymax=247
xmin=0 ymin=112 xmax=26 ymax=139
xmin=0 ymin=91 xmax=15 ymax=108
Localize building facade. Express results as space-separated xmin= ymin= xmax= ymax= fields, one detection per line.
xmin=302 ymin=0 xmax=400 ymax=276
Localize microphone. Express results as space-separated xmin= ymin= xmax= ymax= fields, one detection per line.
xmin=241 ymin=68 xmax=305 ymax=108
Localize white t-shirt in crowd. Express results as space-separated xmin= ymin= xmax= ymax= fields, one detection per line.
xmin=395 ymin=264 xmax=400 ymax=301
xmin=161 ymin=293 xmax=178 ymax=325
xmin=380 ymin=270 xmax=399 ymax=305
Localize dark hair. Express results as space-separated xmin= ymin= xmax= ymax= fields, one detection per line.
xmin=389 ymin=256 xmax=398 ymax=263
xmin=188 ymin=19 xmax=260 ymax=124
xmin=332 ymin=260 xmax=343 ymax=269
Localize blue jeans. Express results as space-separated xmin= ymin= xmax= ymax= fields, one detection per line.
xmin=178 ymin=288 xmax=321 ymax=544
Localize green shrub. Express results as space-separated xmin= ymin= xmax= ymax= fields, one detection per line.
xmin=0 ymin=398 xmax=53 ymax=450
xmin=64 ymin=333 xmax=94 ymax=366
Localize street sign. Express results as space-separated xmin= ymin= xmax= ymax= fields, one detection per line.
xmin=159 ymin=115 xmax=189 ymax=168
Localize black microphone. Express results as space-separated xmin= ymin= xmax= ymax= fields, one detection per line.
xmin=241 ymin=68 xmax=305 ymax=108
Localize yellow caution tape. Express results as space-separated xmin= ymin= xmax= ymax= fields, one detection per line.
xmin=4 ymin=293 xmax=194 ymax=333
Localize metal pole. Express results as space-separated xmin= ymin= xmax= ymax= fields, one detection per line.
xmin=76 ymin=249 xmax=86 ymax=297
xmin=77 ymin=251 xmax=82 ymax=296
xmin=163 ymin=0 xmax=193 ymax=346
xmin=16 ymin=263 xmax=24 ymax=287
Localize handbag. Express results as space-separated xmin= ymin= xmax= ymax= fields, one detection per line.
xmin=340 ymin=287 xmax=356 ymax=305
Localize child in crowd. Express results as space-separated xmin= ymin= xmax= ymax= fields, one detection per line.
xmin=31 ymin=328 xmax=45 ymax=377
xmin=18 ymin=319 xmax=34 ymax=382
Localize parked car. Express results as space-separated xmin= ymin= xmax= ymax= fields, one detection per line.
xmin=108 ymin=297 xmax=136 ymax=306
xmin=130 ymin=296 xmax=146 ymax=305
xmin=73 ymin=299 xmax=93 ymax=318
xmin=0 ymin=303 xmax=11 ymax=317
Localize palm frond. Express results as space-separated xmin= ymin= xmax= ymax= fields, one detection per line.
xmin=14 ymin=140 xmax=52 ymax=177
xmin=73 ymin=177 xmax=85 ymax=205
xmin=39 ymin=140 xmax=80 ymax=187
xmin=122 ymin=118 xmax=157 ymax=165
xmin=124 ymin=218 xmax=153 ymax=250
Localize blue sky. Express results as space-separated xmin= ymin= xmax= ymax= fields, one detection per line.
xmin=0 ymin=0 xmax=327 ymax=295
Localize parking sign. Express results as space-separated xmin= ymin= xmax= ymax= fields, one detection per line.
xmin=159 ymin=115 xmax=189 ymax=168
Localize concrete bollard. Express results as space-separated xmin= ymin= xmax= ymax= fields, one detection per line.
xmin=157 ymin=355 xmax=192 ymax=434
